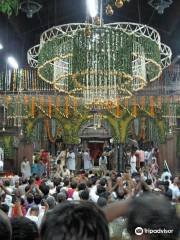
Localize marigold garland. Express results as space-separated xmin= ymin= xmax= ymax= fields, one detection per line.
xmin=65 ymin=96 xmax=69 ymax=116
xmin=48 ymin=96 xmax=52 ymax=118
xmin=141 ymin=96 xmax=146 ymax=111
xmin=5 ymin=96 xmax=11 ymax=112
xmin=73 ymin=96 xmax=77 ymax=112
xmin=45 ymin=119 xmax=57 ymax=143
xmin=157 ymin=96 xmax=162 ymax=111
xmin=150 ymin=96 xmax=155 ymax=117
xmin=24 ymin=95 xmax=29 ymax=111
xmin=31 ymin=96 xmax=35 ymax=118
xmin=56 ymin=96 xmax=60 ymax=111
xmin=132 ymin=96 xmax=137 ymax=117
xmin=124 ymin=98 xmax=129 ymax=109
xmin=39 ymin=95 xmax=44 ymax=110
xmin=116 ymin=96 xmax=121 ymax=117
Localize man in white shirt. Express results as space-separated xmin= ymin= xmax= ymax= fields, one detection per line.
xmin=21 ymin=157 xmax=31 ymax=179
xmin=169 ymin=176 xmax=180 ymax=201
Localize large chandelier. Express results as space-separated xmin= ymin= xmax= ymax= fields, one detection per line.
xmin=28 ymin=5 xmax=171 ymax=107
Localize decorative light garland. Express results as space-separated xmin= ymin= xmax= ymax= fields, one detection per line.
xmin=28 ymin=23 xmax=171 ymax=108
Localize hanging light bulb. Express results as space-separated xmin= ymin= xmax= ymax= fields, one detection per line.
xmin=115 ymin=0 xmax=124 ymax=8
xmin=2 ymin=127 xmax=5 ymax=132
xmin=106 ymin=4 xmax=114 ymax=16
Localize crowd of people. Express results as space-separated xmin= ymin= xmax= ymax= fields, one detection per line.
xmin=0 ymin=143 xmax=180 ymax=240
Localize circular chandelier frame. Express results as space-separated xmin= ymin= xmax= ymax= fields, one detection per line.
xmin=28 ymin=22 xmax=171 ymax=70
xmin=27 ymin=22 xmax=172 ymax=107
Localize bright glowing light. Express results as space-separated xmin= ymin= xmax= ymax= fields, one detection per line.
xmin=0 ymin=43 xmax=3 ymax=50
xmin=7 ymin=56 xmax=19 ymax=69
xmin=87 ymin=0 xmax=98 ymax=18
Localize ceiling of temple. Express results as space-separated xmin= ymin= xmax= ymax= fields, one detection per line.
xmin=0 ymin=0 xmax=180 ymax=69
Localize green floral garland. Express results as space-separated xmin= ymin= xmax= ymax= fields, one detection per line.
xmin=0 ymin=0 xmax=20 ymax=16
xmin=38 ymin=26 xmax=161 ymax=92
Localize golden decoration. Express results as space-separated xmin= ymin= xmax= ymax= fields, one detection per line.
xmin=115 ymin=0 xmax=124 ymax=9
xmin=106 ymin=4 xmax=114 ymax=16
xmin=94 ymin=16 xmax=101 ymax=26
xmin=84 ymin=25 xmax=91 ymax=37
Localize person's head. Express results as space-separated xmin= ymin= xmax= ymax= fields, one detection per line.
xmin=27 ymin=193 xmax=34 ymax=204
xmin=127 ymin=193 xmax=180 ymax=240
xmin=30 ymin=205 xmax=39 ymax=217
xmin=63 ymin=178 xmax=69 ymax=187
xmin=53 ymin=178 xmax=61 ymax=187
xmin=96 ymin=185 xmax=106 ymax=196
xmin=35 ymin=176 xmax=40 ymax=181
xmin=99 ymin=178 xmax=107 ymax=187
xmin=78 ymin=183 xmax=86 ymax=191
xmin=97 ymin=197 xmax=107 ymax=208
xmin=0 ymin=209 xmax=12 ymax=240
xmin=4 ymin=180 xmax=10 ymax=187
xmin=34 ymin=194 xmax=42 ymax=205
xmin=40 ymin=201 xmax=109 ymax=240
xmin=146 ymin=179 xmax=152 ymax=186
xmin=70 ymin=181 xmax=77 ymax=189
xmin=0 ymin=204 xmax=9 ymax=214
xmin=46 ymin=196 xmax=56 ymax=209
xmin=39 ymin=184 xmax=49 ymax=196
xmin=11 ymin=217 xmax=39 ymax=240
xmin=57 ymin=192 xmax=67 ymax=203
xmin=79 ymin=190 xmax=89 ymax=201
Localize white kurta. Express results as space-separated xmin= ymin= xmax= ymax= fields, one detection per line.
xmin=130 ymin=155 xmax=137 ymax=174
xmin=67 ymin=152 xmax=76 ymax=171
xmin=99 ymin=156 xmax=107 ymax=171
xmin=21 ymin=161 xmax=31 ymax=178
xmin=83 ymin=152 xmax=92 ymax=170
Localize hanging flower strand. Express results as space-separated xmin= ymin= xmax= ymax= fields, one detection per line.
xmin=56 ymin=95 xmax=60 ymax=112
xmin=157 ymin=96 xmax=162 ymax=111
xmin=132 ymin=96 xmax=137 ymax=117
xmin=65 ymin=96 xmax=69 ymax=117
xmin=141 ymin=96 xmax=146 ymax=111
xmin=24 ymin=95 xmax=29 ymax=112
xmin=150 ymin=96 xmax=155 ymax=117
xmin=48 ymin=96 xmax=52 ymax=118
xmin=31 ymin=96 xmax=35 ymax=118
xmin=116 ymin=96 xmax=121 ymax=117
